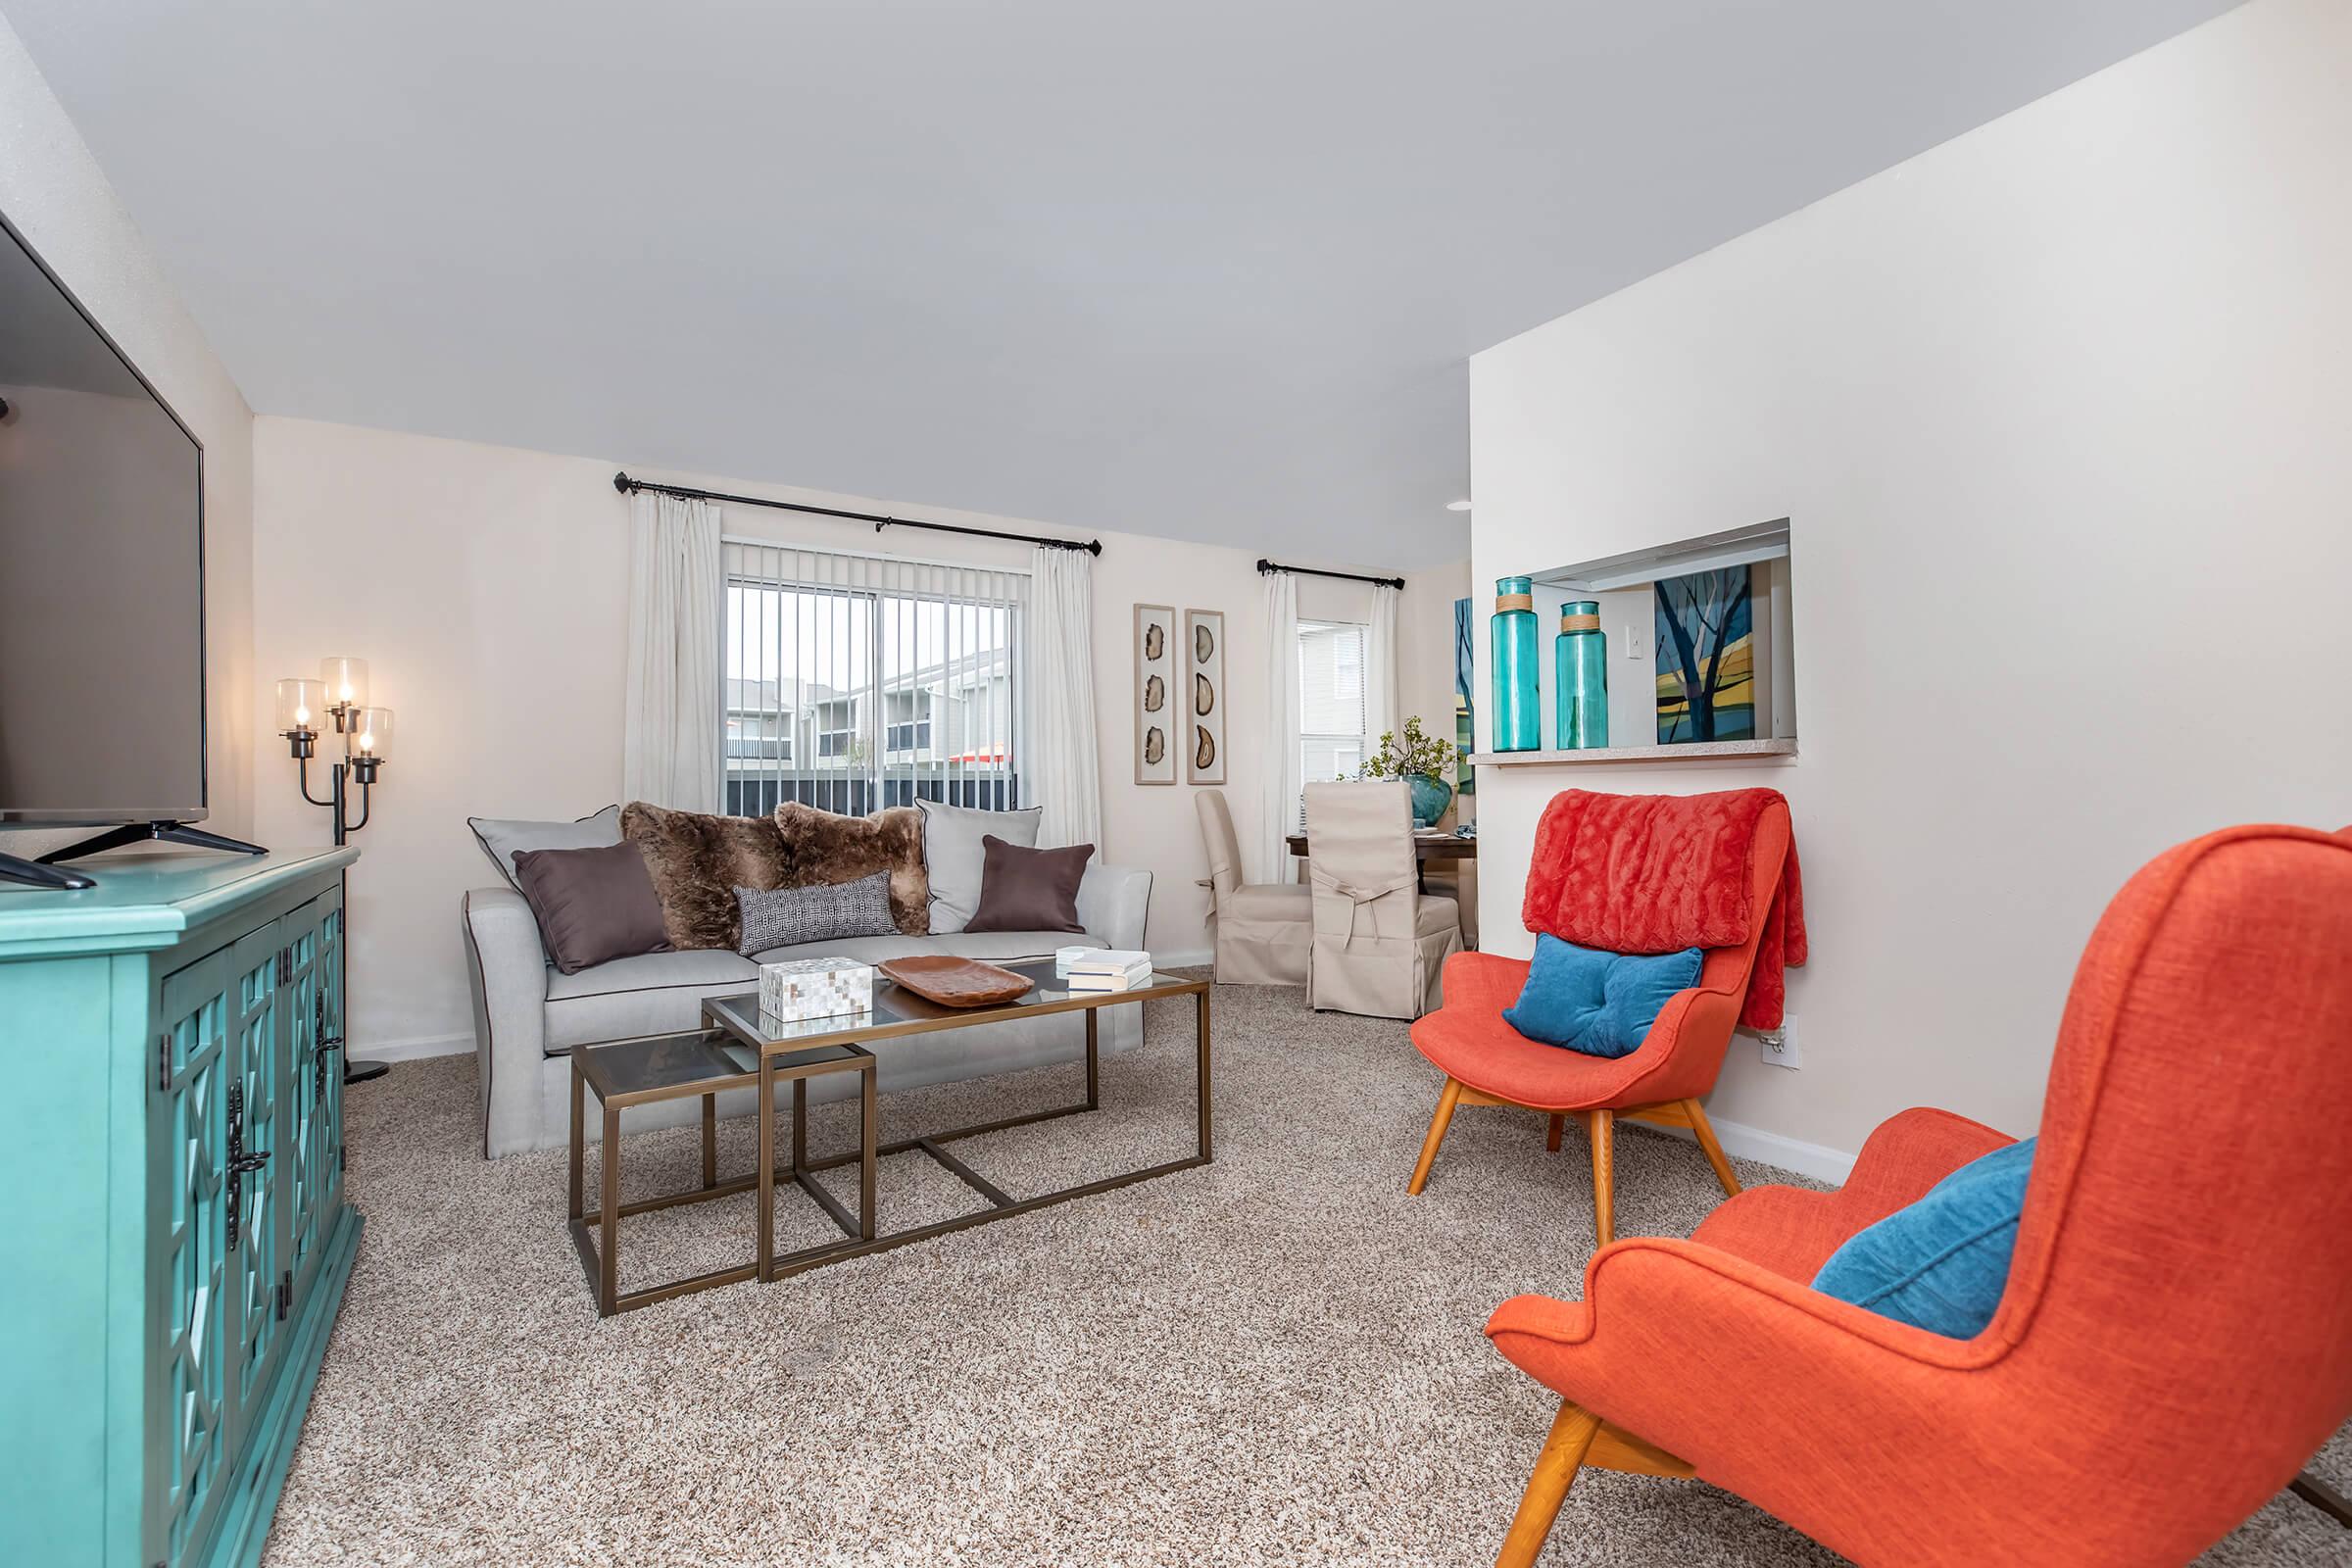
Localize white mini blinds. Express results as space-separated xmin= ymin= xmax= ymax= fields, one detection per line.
xmin=721 ymin=541 xmax=1027 ymax=820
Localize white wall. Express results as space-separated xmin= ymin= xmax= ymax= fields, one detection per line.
xmin=1468 ymin=0 xmax=2352 ymax=1167
xmin=1395 ymin=559 xmax=1476 ymax=934
xmin=1396 ymin=560 xmax=1472 ymax=772
xmin=0 ymin=15 xmax=256 ymax=850
xmin=251 ymin=416 xmax=1458 ymax=1059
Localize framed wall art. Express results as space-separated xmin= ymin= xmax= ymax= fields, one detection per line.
xmin=1184 ymin=609 xmax=1226 ymax=785
xmin=1134 ymin=604 xmax=1177 ymax=785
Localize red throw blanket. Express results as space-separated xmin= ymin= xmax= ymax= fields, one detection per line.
xmin=1520 ymin=787 xmax=1806 ymax=1030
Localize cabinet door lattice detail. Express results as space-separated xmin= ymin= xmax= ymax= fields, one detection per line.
xmin=286 ymin=890 xmax=346 ymax=1299
xmin=229 ymin=929 xmax=284 ymax=1423
xmin=154 ymin=954 xmax=234 ymax=1566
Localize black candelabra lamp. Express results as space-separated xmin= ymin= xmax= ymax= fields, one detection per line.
xmin=276 ymin=658 xmax=392 ymax=846
xmin=276 ymin=657 xmax=393 ymax=1085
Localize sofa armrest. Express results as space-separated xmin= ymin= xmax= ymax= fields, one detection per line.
xmin=1076 ymin=861 xmax=1152 ymax=955
xmin=461 ymin=885 xmax=552 ymax=1157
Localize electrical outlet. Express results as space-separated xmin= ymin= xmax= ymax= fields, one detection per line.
xmin=1758 ymin=1023 xmax=1802 ymax=1070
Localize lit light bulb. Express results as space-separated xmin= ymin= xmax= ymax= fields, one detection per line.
xmin=295 ymin=706 xmax=312 ymax=725
xmin=357 ymin=729 xmax=375 ymax=754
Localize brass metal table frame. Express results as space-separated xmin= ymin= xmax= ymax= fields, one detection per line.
xmin=706 ymin=965 xmax=1214 ymax=1282
xmin=567 ymin=1031 xmax=877 ymax=1317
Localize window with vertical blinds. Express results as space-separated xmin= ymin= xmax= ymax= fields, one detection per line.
xmin=722 ymin=541 xmax=1027 ymax=817
xmin=1298 ymin=618 xmax=1369 ymax=795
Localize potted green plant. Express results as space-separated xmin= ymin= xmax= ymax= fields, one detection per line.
xmin=1359 ymin=715 xmax=1461 ymax=828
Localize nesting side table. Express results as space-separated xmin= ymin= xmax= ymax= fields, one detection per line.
xmin=567 ymin=1030 xmax=876 ymax=1316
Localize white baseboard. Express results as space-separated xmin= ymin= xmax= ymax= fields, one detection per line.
xmin=351 ymin=1030 xmax=472 ymax=1063
xmin=1635 ymin=1113 xmax=1856 ymax=1186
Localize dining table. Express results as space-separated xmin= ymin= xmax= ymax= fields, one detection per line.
xmin=1286 ymin=831 xmax=1476 ymax=892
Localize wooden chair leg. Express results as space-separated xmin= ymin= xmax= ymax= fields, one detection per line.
xmin=1408 ymin=1077 xmax=1464 ymax=1196
xmin=1495 ymin=1399 xmax=1601 ymax=1568
xmin=1685 ymin=1098 xmax=1741 ymax=1199
xmin=1544 ymin=1113 xmax=1564 ymax=1152
xmin=1585 ymin=1109 xmax=1615 ymax=1249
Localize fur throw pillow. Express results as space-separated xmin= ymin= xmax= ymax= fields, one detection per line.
xmin=772 ymin=802 xmax=930 ymax=935
xmin=621 ymin=802 xmax=792 ymax=951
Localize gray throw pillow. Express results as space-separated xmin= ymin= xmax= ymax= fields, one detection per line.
xmin=468 ymin=805 xmax=622 ymax=892
xmin=737 ymin=871 xmax=897 ymax=955
xmin=510 ymin=842 xmax=669 ymax=974
xmin=915 ymin=799 xmax=1043 ymax=934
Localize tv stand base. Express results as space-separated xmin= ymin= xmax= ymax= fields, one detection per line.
xmin=0 ymin=820 xmax=270 ymax=889
xmin=0 ymin=853 xmax=97 ymax=891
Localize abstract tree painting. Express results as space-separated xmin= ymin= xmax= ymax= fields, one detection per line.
xmin=1654 ymin=566 xmax=1756 ymax=743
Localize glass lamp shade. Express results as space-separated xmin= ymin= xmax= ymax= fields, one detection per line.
xmin=319 ymin=656 xmax=369 ymax=708
xmin=275 ymin=677 xmax=328 ymax=734
xmin=350 ymin=707 xmax=394 ymax=761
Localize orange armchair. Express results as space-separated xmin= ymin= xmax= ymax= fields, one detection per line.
xmin=1482 ymin=825 xmax=2352 ymax=1567
xmin=1406 ymin=798 xmax=1791 ymax=1246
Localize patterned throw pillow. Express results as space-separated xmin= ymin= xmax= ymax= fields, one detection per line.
xmin=735 ymin=871 xmax=896 ymax=956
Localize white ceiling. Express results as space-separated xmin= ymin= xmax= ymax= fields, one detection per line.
xmin=6 ymin=0 xmax=2237 ymax=566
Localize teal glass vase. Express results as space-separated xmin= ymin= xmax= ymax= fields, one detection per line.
xmin=1491 ymin=576 xmax=1542 ymax=752
xmin=1555 ymin=600 xmax=1609 ymax=749
xmin=1405 ymin=771 xmax=1452 ymax=828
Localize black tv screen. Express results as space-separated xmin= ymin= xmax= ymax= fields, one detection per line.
xmin=0 ymin=212 xmax=206 ymax=825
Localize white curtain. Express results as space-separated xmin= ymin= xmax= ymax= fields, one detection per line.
xmin=623 ymin=491 xmax=723 ymax=810
xmin=1366 ymin=580 xmax=1399 ymax=754
xmin=1257 ymin=567 xmax=1302 ymax=882
xmin=1027 ymin=546 xmax=1102 ymax=849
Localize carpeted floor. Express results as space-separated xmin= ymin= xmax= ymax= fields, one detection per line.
xmin=269 ymin=978 xmax=2351 ymax=1566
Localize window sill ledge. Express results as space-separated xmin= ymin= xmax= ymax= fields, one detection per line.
xmin=1469 ymin=737 xmax=1796 ymax=766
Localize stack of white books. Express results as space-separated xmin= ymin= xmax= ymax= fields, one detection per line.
xmin=1060 ymin=948 xmax=1155 ymax=992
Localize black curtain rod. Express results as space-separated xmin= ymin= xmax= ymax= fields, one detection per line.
xmin=613 ymin=472 xmax=1102 ymax=555
xmin=1257 ymin=558 xmax=1405 ymax=591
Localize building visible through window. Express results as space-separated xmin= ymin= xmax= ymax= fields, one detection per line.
xmin=722 ymin=547 xmax=1025 ymax=816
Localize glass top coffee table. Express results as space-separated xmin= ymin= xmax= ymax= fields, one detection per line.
xmin=702 ymin=958 xmax=1213 ymax=1287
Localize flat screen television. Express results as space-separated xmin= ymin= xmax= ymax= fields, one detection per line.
xmin=0 ymin=209 xmax=207 ymax=829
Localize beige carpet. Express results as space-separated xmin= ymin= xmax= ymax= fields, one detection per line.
xmin=270 ymin=978 xmax=2351 ymax=1566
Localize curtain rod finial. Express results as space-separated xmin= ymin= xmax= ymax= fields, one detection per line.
xmin=612 ymin=471 xmax=632 ymax=493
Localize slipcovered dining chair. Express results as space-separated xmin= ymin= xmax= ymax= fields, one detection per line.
xmin=1194 ymin=789 xmax=1311 ymax=986
xmin=1479 ymin=824 xmax=2352 ymax=1568
xmin=1303 ymin=781 xmax=1461 ymax=1019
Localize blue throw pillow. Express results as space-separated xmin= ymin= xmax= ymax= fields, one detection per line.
xmin=1812 ymin=1137 xmax=2036 ymax=1339
xmin=1500 ymin=934 xmax=1703 ymax=1058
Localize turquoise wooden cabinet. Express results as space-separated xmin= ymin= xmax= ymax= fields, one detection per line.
xmin=0 ymin=848 xmax=364 ymax=1568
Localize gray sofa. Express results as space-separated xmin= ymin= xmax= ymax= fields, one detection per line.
xmin=463 ymin=861 xmax=1153 ymax=1157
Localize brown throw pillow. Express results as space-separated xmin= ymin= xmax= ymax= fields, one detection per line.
xmin=964 ymin=835 xmax=1093 ymax=934
xmin=510 ymin=842 xmax=670 ymax=974
xmin=621 ymin=802 xmax=791 ymax=951
xmin=773 ymin=802 xmax=929 ymax=935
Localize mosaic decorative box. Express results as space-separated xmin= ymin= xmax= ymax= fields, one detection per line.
xmin=759 ymin=955 xmax=874 ymax=1025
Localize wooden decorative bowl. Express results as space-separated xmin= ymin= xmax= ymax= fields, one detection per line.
xmin=875 ymin=955 xmax=1036 ymax=1007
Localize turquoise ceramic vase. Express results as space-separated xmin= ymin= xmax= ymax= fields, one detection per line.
xmin=1405 ymin=771 xmax=1452 ymax=828
xmin=1554 ymin=600 xmax=1609 ymax=749
xmin=1491 ymin=576 xmax=1542 ymax=751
